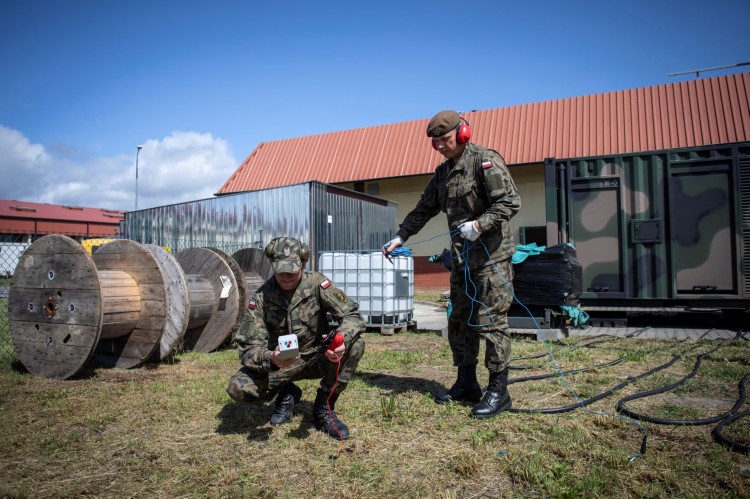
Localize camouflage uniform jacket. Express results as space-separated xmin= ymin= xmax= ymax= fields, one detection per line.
xmin=396 ymin=142 xmax=522 ymax=269
xmin=235 ymin=270 xmax=365 ymax=373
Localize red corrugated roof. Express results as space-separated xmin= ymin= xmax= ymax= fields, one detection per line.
xmin=0 ymin=199 xmax=126 ymax=223
xmin=217 ymin=73 xmax=750 ymax=194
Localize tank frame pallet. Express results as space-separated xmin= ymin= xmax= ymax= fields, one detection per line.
xmin=366 ymin=321 xmax=417 ymax=335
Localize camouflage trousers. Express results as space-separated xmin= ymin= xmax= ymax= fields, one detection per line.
xmin=226 ymin=336 xmax=365 ymax=405
xmin=448 ymin=258 xmax=514 ymax=372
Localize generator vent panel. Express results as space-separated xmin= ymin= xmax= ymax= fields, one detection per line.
xmin=740 ymin=156 xmax=750 ymax=297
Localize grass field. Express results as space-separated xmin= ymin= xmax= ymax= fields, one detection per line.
xmin=1 ymin=328 xmax=749 ymax=497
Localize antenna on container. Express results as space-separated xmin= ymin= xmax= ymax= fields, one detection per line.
xmin=668 ymin=61 xmax=750 ymax=78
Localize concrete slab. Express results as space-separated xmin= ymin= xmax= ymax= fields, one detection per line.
xmin=412 ymin=301 xmax=747 ymax=342
xmin=413 ymin=301 xmax=448 ymax=336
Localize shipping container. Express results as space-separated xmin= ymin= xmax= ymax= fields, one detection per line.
xmin=121 ymin=182 xmax=405 ymax=326
xmin=122 ymin=181 xmax=396 ymax=270
xmin=541 ymin=142 xmax=750 ymax=327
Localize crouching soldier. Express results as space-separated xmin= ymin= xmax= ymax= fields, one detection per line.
xmin=227 ymin=237 xmax=366 ymax=439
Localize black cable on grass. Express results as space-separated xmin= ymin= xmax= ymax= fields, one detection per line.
xmin=612 ymin=340 xmax=750 ymax=454
xmin=511 ymin=336 xmax=606 ymax=362
xmin=508 ymin=356 xmax=625 ymax=383
xmin=625 ymin=327 xmax=653 ymax=338
xmin=510 ymin=337 xmax=614 ymax=370
xmin=508 ymin=355 xmax=682 ymax=458
xmin=712 ymin=408 xmax=750 ymax=454
xmin=616 ymin=345 xmax=748 ymax=426
xmin=510 ymin=355 xmax=680 ymax=415
xmin=506 ymin=339 xmax=714 ymax=458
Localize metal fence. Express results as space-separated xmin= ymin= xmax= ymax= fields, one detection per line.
xmin=0 ymin=242 xmax=29 ymax=368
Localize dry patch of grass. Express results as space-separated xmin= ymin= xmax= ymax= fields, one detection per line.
xmin=1 ymin=333 xmax=750 ymax=497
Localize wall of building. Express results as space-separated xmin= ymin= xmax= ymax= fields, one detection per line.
xmin=341 ymin=164 xmax=545 ymax=255
xmin=338 ymin=163 xmax=546 ymax=292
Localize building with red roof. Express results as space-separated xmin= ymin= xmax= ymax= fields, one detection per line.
xmin=215 ymin=73 xmax=750 ymax=291
xmin=0 ymin=199 xmax=125 ymax=242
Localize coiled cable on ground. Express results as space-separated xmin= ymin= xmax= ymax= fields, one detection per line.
xmin=616 ymin=344 xmax=747 ymax=426
xmin=712 ymin=408 xmax=750 ymax=454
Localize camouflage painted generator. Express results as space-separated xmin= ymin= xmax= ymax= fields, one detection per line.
xmin=542 ymin=142 xmax=750 ymax=328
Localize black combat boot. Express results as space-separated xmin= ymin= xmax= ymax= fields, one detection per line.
xmin=435 ymin=365 xmax=483 ymax=404
xmin=471 ymin=369 xmax=512 ymax=419
xmin=312 ymin=388 xmax=350 ymax=439
xmin=269 ymin=383 xmax=302 ymax=426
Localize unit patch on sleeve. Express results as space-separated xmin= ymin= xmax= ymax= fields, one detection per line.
xmin=481 ymin=159 xmax=493 ymax=169
xmin=334 ymin=291 xmax=346 ymax=302
xmin=321 ymin=280 xmax=332 ymax=289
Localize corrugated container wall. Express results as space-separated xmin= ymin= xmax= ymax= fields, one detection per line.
xmin=310 ymin=183 xmax=394 ymax=255
xmin=123 ymin=182 xmax=396 ymax=271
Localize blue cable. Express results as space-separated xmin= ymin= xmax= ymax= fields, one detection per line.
xmin=402 ymin=230 xmax=648 ymax=461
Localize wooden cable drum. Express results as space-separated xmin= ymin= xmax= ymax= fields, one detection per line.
xmin=176 ymin=247 xmax=244 ymax=353
xmin=8 ymin=235 xmax=174 ymax=378
xmin=9 ymin=235 xmax=103 ymax=379
xmin=143 ymin=244 xmax=190 ymax=360
xmin=90 ymin=239 xmax=169 ymax=369
xmin=206 ymin=247 xmax=247 ymax=345
xmin=231 ymin=248 xmax=274 ymax=297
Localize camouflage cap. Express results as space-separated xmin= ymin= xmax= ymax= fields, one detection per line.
xmin=426 ymin=110 xmax=461 ymax=137
xmin=265 ymin=237 xmax=306 ymax=273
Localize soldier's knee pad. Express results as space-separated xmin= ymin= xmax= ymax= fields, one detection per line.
xmin=226 ymin=373 xmax=262 ymax=404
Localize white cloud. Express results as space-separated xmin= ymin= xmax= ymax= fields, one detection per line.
xmin=0 ymin=126 xmax=238 ymax=211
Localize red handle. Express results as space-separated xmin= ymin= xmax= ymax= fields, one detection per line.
xmin=327 ymin=333 xmax=344 ymax=351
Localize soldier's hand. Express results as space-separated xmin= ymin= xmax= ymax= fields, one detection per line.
xmin=270 ymin=347 xmax=298 ymax=369
xmin=382 ymin=236 xmax=403 ymax=256
xmin=324 ymin=342 xmax=345 ymax=362
xmin=459 ymin=221 xmax=482 ymax=241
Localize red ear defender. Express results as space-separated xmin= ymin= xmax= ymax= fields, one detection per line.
xmin=456 ymin=118 xmax=471 ymax=144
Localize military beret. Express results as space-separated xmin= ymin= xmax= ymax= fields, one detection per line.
xmin=264 ymin=237 xmax=309 ymax=273
xmin=426 ymin=110 xmax=461 ymax=137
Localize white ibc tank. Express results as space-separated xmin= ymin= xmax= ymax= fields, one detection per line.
xmin=318 ymin=251 xmax=414 ymax=325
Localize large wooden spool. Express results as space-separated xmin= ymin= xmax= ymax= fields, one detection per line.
xmin=8 ymin=235 xmax=172 ymax=379
xmin=143 ymin=244 xmax=190 ymax=360
xmin=176 ymin=247 xmax=244 ymax=353
xmin=231 ymin=248 xmax=274 ymax=297
xmin=9 ymin=236 xmax=250 ymax=378
xmin=90 ymin=240 xmax=170 ymax=368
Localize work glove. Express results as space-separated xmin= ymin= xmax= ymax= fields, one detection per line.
xmin=458 ymin=221 xmax=481 ymax=241
xmin=382 ymin=236 xmax=403 ymax=256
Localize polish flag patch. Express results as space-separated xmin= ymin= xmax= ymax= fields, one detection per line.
xmin=248 ymin=300 xmax=256 ymax=310
xmin=321 ymin=280 xmax=332 ymax=289
xmin=481 ymin=160 xmax=493 ymax=169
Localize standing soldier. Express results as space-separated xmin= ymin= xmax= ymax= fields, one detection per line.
xmin=227 ymin=237 xmax=366 ymax=439
xmin=383 ymin=110 xmax=521 ymax=418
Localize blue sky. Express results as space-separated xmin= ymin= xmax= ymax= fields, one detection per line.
xmin=1 ymin=0 xmax=748 ymax=210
